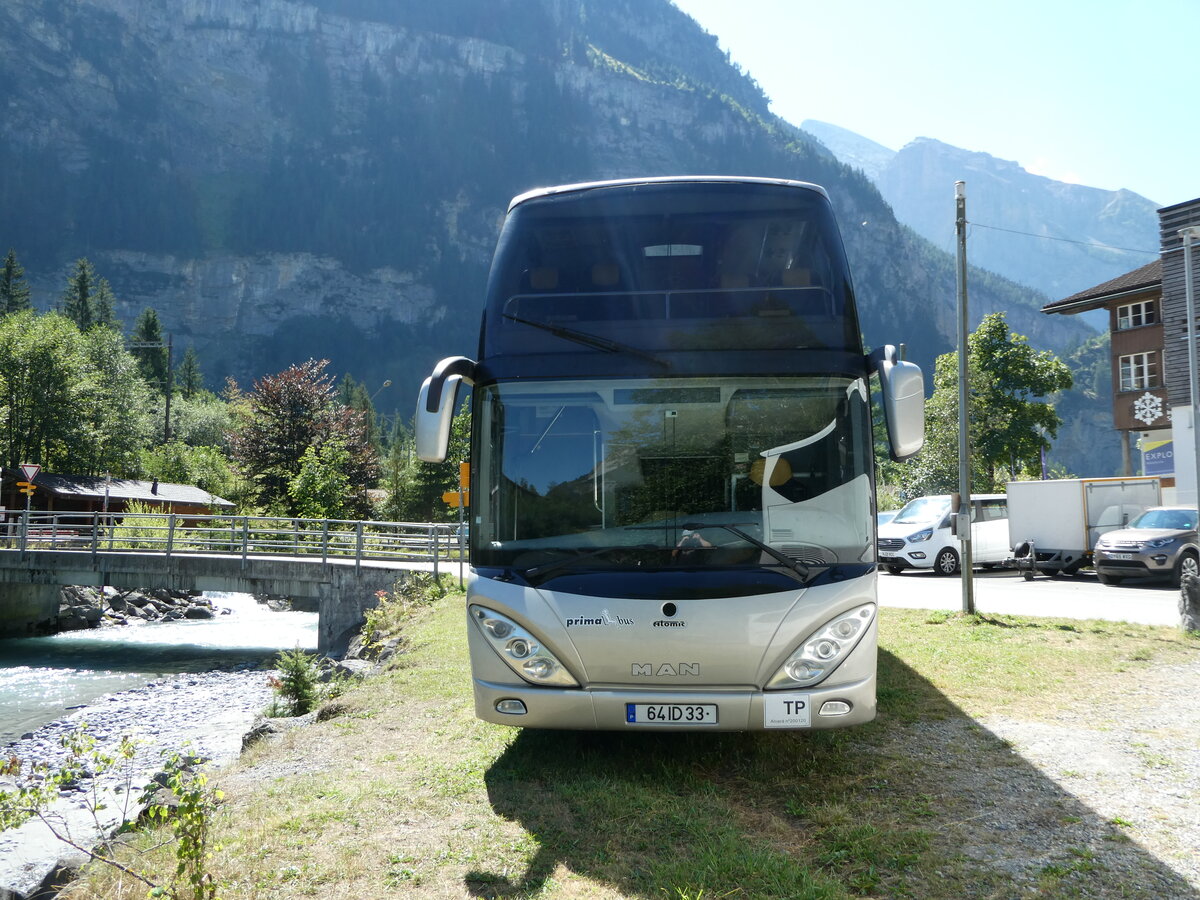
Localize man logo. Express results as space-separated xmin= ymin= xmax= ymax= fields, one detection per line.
xmin=631 ymin=663 xmax=700 ymax=677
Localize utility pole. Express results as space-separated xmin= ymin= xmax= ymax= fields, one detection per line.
xmin=1183 ymin=226 xmax=1200 ymax=504
xmin=128 ymin=333 xmax=174 ymax=442
xmin=955 ymin=182 xmax=975 ymax=615
xmin=164 ymin=333 xmax=173 ymax=443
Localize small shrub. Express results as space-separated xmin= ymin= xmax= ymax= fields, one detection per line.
xmin=271 ymin=648 xmax=321 ymax=716
xmin=362 ymin=572 xmax=452 ymax=646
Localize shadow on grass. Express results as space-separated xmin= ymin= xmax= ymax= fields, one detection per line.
xmin=466 ymin=649 xmax=1198 ymax=900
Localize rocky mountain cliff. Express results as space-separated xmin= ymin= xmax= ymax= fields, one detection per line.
xmin=0 ymin=0 xmax=1090 ymax=416
xmin=803 ymin=121 xmax=1161 ymax=315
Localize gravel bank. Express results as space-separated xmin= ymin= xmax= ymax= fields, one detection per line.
xmin=0 ymin=666 xmax=275 ymax=899
xmin=865 ymin=657 xmax=1200 ymax=897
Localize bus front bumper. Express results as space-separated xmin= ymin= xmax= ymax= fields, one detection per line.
xmin=472 ymin=675 xmax=876 ymax=731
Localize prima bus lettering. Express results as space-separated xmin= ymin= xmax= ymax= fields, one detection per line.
xmin=565 ymin=611 xmax=634 ymax=627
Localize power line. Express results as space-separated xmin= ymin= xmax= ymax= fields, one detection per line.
xmin=969 ymin=221 xmax=1159 ymax=256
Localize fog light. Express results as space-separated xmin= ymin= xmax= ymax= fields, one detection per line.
xmin=910 ymin=552 xmax=926 ymax=559
xmin=786 ymin=660 xmax=823 ymax=682
xmin=523 ymin=658 xmax=557 ymax=679
xmin=819 ymin=700 xmax=851 ymax=716
xmin=495 ymin=699 xmax=527 ymax=715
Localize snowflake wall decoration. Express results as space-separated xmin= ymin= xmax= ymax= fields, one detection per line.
xmin=1132 ymin=391 xmax=1164 ymax=426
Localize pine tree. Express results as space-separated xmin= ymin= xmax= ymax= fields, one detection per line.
xmin=0 ymin=249 xmax=32 ymax=314
xmin=176 ymin=345 xmax=204 ymax=399
xmin=92 ymin=277 xmax=119 ymax=329
xmin=61 ymin=258 xmax=97 ymax=330
xmin=130 ymin=306 xmax=169 ymax=391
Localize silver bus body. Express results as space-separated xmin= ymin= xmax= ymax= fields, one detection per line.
xmin=416 ymin=177 xmax=923 ymax=731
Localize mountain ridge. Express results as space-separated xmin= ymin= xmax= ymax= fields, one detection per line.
xmin=0 ymin=0 xmax=1089 ymax=413
xmin=802 ymin=120 xmax=1161 ymax=311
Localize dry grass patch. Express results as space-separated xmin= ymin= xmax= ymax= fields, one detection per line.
xmin=57 ymin=599 xmax=1200 ymax=899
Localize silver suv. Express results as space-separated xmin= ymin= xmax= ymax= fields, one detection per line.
xmin=1092 ymin=506 xmax=1199 ymax=586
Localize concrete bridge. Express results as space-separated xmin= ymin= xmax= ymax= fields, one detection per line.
xmin=0 ymin=513 xmax=464 ymax=653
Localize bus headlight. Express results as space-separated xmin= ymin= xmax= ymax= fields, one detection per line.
xmin=469 ymin=605 xmax=578 ymax=687
xmin=767 ymin=604 xmax=875 ymax=689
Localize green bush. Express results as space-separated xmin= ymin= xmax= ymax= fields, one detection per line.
xmin=270 ymin=647 xmax=321 ymax=716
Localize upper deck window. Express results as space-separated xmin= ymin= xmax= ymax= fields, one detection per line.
xmin=483 ymin=182 xmax=861 ymax=357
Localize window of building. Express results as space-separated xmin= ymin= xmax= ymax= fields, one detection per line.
xmin=1119 ymin=352 xmax=1159 ymax=391
xmin=1116 ymin=300 xmax=1157 ymax=330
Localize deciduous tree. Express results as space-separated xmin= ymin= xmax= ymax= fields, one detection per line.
xmin=902 ymin=312 xmax=1073 ymax=496
xmin=227 ymin=359 xmax=379 ymax=516
xmin=0 ymin=311 xmax=150 ymax=475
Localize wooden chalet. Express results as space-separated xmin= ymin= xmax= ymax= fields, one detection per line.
xmin=1 ymin=468 xmax=233 ymax=517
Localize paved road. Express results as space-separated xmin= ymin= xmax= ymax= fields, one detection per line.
xmin=877 ymin=566 xmax=1184 ymax=627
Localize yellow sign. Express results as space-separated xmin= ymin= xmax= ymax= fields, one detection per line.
xmin=442 ymin=490 xmax=469 ymax=508
xmin=459 ymin=462 xmax=470 ymax=489
xmin=18 ymin=485 xmax=36 ymax=495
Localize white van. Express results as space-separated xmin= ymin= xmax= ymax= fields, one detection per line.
xmin=876 ymin=494 xmax=1009 ymax=575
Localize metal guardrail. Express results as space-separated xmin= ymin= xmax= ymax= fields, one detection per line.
xmin=1 ymin=511 xmax=465 ymax=576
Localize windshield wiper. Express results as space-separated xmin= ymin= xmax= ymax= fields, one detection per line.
xmin=626 ymin=521 xmax=813 ymax=582
xmin=503 ymin=312 xmax=670 ymax=369
xmin=521 ymin=544 xmax=659 ymax=582
xmin=677 ymin=521 xmax=812 ymax=582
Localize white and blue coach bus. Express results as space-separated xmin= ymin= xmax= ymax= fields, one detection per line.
xmin=415 ymin=176 xmax=924 ymax=730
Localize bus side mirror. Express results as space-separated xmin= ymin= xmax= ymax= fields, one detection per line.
xmin=415 ymin=356 xmax=476 ymax=462
xmin=870 ymin=345 xmax=924 ymax=462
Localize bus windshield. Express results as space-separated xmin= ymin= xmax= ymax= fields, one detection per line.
xmin=473 ymin=375 xmax=874 ymax=581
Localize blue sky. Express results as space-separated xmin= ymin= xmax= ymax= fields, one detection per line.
xmin=671 ymin=0 xmax=1198 ymax=208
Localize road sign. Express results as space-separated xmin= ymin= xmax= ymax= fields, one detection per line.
xmin=19 ymin=463 xmax=40 ymax=481
xmin=18 ymin=484 xmax=36 ymax=495
xmin=442 ymin=490 xmax=470 ymax=508
xmin=459 ymin=462 xmax=470 ymax=489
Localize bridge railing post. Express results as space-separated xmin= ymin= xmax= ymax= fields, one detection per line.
xmin=322 ymin=520 xmax=329 ymax=564
xmin=91 ymin=512 xmax=99 ymax=563
xmin=166 ymin=514 xmax=176 ymax=558
xmin=241 ymin=517 xmax=249 ymax=566
xmin=355 ymin=521 xmax=364 ymax=573
xmin=431 ymin=524 xmax=439 ymax=578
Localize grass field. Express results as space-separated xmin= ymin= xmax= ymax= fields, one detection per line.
xmin=62 ymin=597 xmax=1200 ymax=899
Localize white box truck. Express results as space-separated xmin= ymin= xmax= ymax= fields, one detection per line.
xmin=1006 ymin=477 xmax=1161 ymax=578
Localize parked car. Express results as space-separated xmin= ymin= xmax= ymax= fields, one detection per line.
xmin=1092 ymin=506 xmax=1199 ymax=586
xmin=877 ymin=509 xmax=900 ymax=527
xmin=877 ymin=493 xmax=1009 ymax=575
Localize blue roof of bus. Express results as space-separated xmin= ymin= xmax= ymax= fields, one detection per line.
xmin=507 ymin=176 xmax=829 ymax=212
